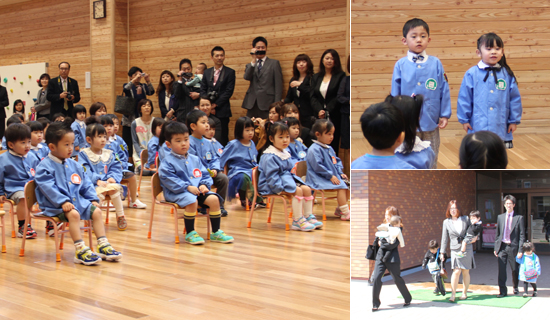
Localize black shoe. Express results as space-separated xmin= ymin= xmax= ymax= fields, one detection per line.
xmin=240 ymin=199 xmax=247 ymax=208
xmin=403 ymin=302 xmax=411 ymax=307
xmin=255 ymin=202 xmax=267 ymax=209
xmin=221 ymin=209 xmax=228 ymax=217
xmin=433 ymin=288 xmax=440 ymax=295
xmin=533 ymin=291 xmax=538 ymax=297
xmin=372 ymin=307 xmax=379 ymax=312
xmin=513 ymin=288 xmax=519 ymax=295
xmin=497 ymin=294 xmax=507 ymax=298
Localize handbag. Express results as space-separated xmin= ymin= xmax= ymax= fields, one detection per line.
xmin=366 ymin=238 xmax=379 ymax=260
xmin=115 ymin=88 xmax=136 ymax=116
xmin=427 ymin=249 xmax=441 ymax=274
xmin=524 ymin=269 xmax=538 ymax=281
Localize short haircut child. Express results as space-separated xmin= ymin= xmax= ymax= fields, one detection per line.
xmin=469 ymin=210 xmax=481 ymax=219
xmin=402 ymin=18 xmax=430 ymax=37
xmin=36 ymin=117 xmax=50 ymax=129
xmin=137 ymin=99 xmax=154 ymax=117
xmin=459 ymin=131 xmax=508 ymax=169
xmin=311 ymin=119 xmax=334 ymax=137
xmin=207 ymin=117 xmax=216 ymax=130
xmin=186 ymin=109 xmax=207 ymax=134
xmin=52 ymin=113 xmax=65 ymax=122
xmin=98 ymin=115 xmax=114 ymax=126
xmin=26 ymin=121 xmax=44 ymax=133
xmin=428 ymin=239 xmax=439 ymax=250
xmin=72 ymin=104 xmax=87 ymax=119
xmin=522 ymin=241 xmax=534 ymax=253
xmin=390 ymin=215 xmax=401 ymax=226
xmin=234 ymin=117 xmax=255 ymax=140
xmin=13 ymin=99 xmax=25 ymax=115
xmin=89 ymin=102 xmax=106 ymax=116
xmin=151 ymin=117 xmax=166 ymax=136
xmin=45 ymin=120 xmax=73 ymax=147
xmin=5 ymin=123 xmax=31 ymax=150
xmin=7 ymin=114 xmax=23 ymax=127
xmin=159 ymin=121 xmax=189 ymax=146
xmin=386 ymin=94 xmax=422 ymax=153
xmin=360 ymin=102 xmax=405 ymax=150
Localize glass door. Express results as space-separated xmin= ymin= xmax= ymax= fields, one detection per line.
xmin=530 ymin=194 xmax=550 ymax=254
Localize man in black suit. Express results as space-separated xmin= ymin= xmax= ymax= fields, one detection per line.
xmin=242 ymin=36 xmax=283 ymax=119
xmin=46 ymin=62 xmax=80 ymax=119
xmin=0 ymin=81 xmax=9 ymax=139
xmin=494 ymin=194 xmax=525 ymax=297
xmin=201 ymin=46 xmax=236 ymax=146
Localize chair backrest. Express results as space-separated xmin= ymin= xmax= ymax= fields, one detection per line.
xmin=251 ymin=166 xmax=259 ymax=197
xmin=294 ymin=161 xmax=307 ymax=179
xmin=0 ymin=150 xmax=7 ymax=155
xmin=140 ymin=149 xmax=148 ymax=165
xmin=24 ymin=180 xmax=37 ymax=213
xmin=151 ymin=173 xmax=163 ymax=199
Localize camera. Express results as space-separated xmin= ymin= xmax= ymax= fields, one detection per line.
xmin=140 ymin=73 xmax=146 ymax=77
xmin=182 ymin=72 xmax=193 ymax=79
xmin=207 ymin=91 xmax=219 ymax=101
xmin=250 ymin=50 xmax=266 ymax=55
xmin=66 ymin=92 xmax=73 ymax=100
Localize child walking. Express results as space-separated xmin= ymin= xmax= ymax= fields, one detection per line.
xmin=158 ymin=121 xmax=234 ymax=244
xmin=391 ymin=18 xmax=451 ymax=168
xmin=258 ymin=121 xmax=321 ymax=231
xmin=35 ymin=121 xmax=122 ymax=265
xmin=516 ymin=242 xmax=541 ymax=297
xmin=422 ymin=240 xmax=447 ymax=296
xmin=78 ymin=118 xmax=128 ymax=231
xmin=457 ymin=32 xmax=522 ymax=148
xmin=306 ymin=119 xmax=350 ymax=220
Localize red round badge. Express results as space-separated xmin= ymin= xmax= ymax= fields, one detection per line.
xmin=332 ymin=156 xmax=337 ymax=164
xmin=193 ymin=168 xmax=202 ymax=178
xmin=30 ymin=168 xmax=35 ymax=176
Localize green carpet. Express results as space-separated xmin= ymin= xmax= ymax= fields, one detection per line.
xmin=399 ymin=289 xmax=532 ymax=309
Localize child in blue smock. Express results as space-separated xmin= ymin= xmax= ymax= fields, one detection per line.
xmin=0 ymin=123 xmax=40 ymax=239
xmin=146 ymin=118 xmax=165 ymax=169
xmin=516 ymin=242 xmax=541 ymax=297
xmin=78 ymin=118 xmax=127 ymax=231
xmin=457 ymin=33 xmax=522 ymax=148
xmin=284 ymin=117 xmax=308 ymax=165
xmin=219 ymin=117 xmax=266 ymax=208
xmin=71 ymin=104 xmax=89 ymax=156
xmin=102 ymin=114 xmax=146 ymax=209
xmin=35 ymin=121 xmax=122 ymax=265
xmin=187 ymin=110 xmax=229 ymax=216
xmin=306 ymin=119 xmax=350 ymax=221
xmin=351 ymin=102 xmax=416 ymax=169
xmin=391 ymin=18 xmax=451 ymax=168
xmin=205 ymin=117 xmax=224 ymax=157
xmin=1 ymin=115 xmax=24 ymax=150
xmin=258 ymin=122 xmax=320 ymax=231
xmin=389 ymin=95 xmax=436 ymax=169
xmin=158 ymin=121 xmax=234 ymax=245
xmin=27 ymin=121 xmax=50 ymax=161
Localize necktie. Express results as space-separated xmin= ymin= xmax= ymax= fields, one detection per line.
xmin=412 ymin=55 xmax=424 ymax=63
xmin=483 ymin=66 xmax=501 ymax=83
xmin=63 ymin=80 xmax=68 ymax=110
xmin=214 ymin=69 xmax=220 ymax=86
xmin=504 ymin=212 xmax=512 ymax=242
xmin=257 ymin=59 xmax=263 ymax=72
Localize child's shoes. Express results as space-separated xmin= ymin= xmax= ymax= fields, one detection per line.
xmin=341 ymin=211 xmax=350 ymax=221
xmin=129 ymin=198 xmax=147 ymax=209
xmin=210 ymin=229 xmax=234 ymax=243
xmin=291 ymin=217 xmax=315 ymax=232
xmin=185 ymin=230 xmax=205 ymax=245
xmin=306 ymin=214 xmax=323 ymax=229
xmin=334 ymin=207 xmax=342 ymax=217
xmin=533 ymin=291 xmax=537 ymax=297
xmin=117 ymin=216 xmax=127 ymax=231
xmin=97 ymin=242 xmax=122 ymax=261
xmin=74 ymin=246 xmax=102 ymax=265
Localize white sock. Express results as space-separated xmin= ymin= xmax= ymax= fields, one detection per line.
xmin=292 ymin=196 xmax=303 ymax=220
xmin=110 ymin=192 xmax=125 ymax=217
xmin=97 ymin=236 xmax=108 ymax=246
xmin=303 ymin=196 xmax=314 ymax=217
xmin=74 ymin=240 xmax=85 ymax=250
xmin=340 ymin=204 xmax=350 ymax=214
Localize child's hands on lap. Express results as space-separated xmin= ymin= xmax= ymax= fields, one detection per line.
xmin=106 ymin=178 xmax=116 ymax=184
xmin=187 ymin=186 xmax=200 ymax=195
xmin=62 ymin=202 xmax=74 ymax=212
xmin=91 ymin=201 xmax=99 ymax=207
xmin=198 ymin=185 xmax=209 ymax=194
xmin=330 ymin=175 xmax=341 ymax=185
xmin=97 ymin=181 xmax=107 ymax=187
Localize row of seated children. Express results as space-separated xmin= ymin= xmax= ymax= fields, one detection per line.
xmin=352 ymin=94 xmax=509 ymax=169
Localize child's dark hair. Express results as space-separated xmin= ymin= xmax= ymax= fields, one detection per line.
xmin=26 ymin=121 xmax=44 ymax=132
xmin=428 ymin=239 xmax=439 ymax=250
xmin=138 ymin=99 xmax=154 ymax=116
xmin=72 ymin=104 xmax=87 ymax=119
xmin=469 ymin=210 xmax=481 ymax=219
xmin=89 ymin=102 xmax=106 ymax=116
xmin=98 ymin=115 xmax=114 ymax=126
xmin=200 ymin=95 xmax=214 ymax=105
xmin=264 ymin=121 xmax=289 ymax=149
xmin=13 ymin=99 xmax=24 ymax=114
xmin=106 ymin=114 xmax=119 ymax=124
xmin=360 ymin=102 xmax=404 ymax=150
xmin=234 ymin=117 xmax=255 ymax=140
xmin=207 ymin=117 xmax=216 ymax=129
xmin=477 ymin=33 xmax=516 ymax=83
xmin=52 ymin=113 xmax=65 ymax=122
xmin=36 ymin=117 xmax=50 ymax=129
xmin=159 ymin=121 xmax=189 ymax=146
xmin=402 ymin=18 xmax=430 ymax=37
xmin=6 ymin=115 xmax=23 ymax=127
xmin=11 ymin=113 xmax=24 ymax=122
xmin=85 ymin=116 xmax=107 ymax=138
xmin=5 ymin=123 xmax=31 ymax=149
xmin=386 ymin=94 xmax=423 ymax=154
xmin=459 ymin=131 xmax=507 ymax=169
xmin=311 ymin=119 xmax=334 ymax=136
xmin=186 ymin=109 xmax=208 ymax=133
xmin=522 ymin=241 xmax=534 ymax=253
xmin=198 ymin=62 xmax=207 ymax=71
xmin=44 ymin=119 xmax=73 ymax=147
xmin=151 ymin=117 xmax=166 ymax=136
xmin=269 ymin=101 xmax=284 ymax=116
xmin=282 ymin=117 xmax=301 ymax=129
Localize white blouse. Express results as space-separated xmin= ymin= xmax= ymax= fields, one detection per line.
xmin=320 ymin=81 xmax=329 ymax=99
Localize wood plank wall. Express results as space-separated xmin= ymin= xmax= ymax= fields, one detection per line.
xmin=128 ymin=0 xmax=349 ymax=140
xmin=351 ymin=0 xmax=550 ymax=139
xmin=0 ymin=0 xmax=91 ymax=109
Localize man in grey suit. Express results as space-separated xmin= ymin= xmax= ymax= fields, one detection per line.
xmin=242 ymin=36 xmax=283 ymax=119
xmin=494 ymin=194 xmax=525 ymax=297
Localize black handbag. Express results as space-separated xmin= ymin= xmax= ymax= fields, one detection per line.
xmin=115 ymin=89 xmax=135 ymax=116
xmin=366 ymin=237 xmax=379 ymax=260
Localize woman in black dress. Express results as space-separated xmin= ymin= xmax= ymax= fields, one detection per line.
xmin=284 ymin=54 xmax=315 ymax=129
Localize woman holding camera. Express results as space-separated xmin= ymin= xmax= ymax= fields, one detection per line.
xmin=310 ymin=49 xmax=345 ymax=155
xmin=122 ymin=66 xmax=155 ymax=167
xmin=284 ymin=54 xmax=315 ymax=129
xmin=32 ymin=73 xmax=52 ymax=119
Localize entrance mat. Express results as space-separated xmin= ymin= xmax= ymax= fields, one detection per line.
xmin=399 ymin=289 xmax=531 ymax=309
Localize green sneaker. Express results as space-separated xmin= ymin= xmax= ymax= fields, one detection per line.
xmin=210 ymin=229 xmax=234 ymax=243
xmin=185 ymin=230 xmax=205 ymax=245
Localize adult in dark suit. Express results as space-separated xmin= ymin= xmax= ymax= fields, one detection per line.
xmin=0 ymin=82 xmax=9 ymax=139
xmin=337 ymin=55 xmax=350 ymax=150
xmin=284 ymin=54 xmax=315 ymax=129
xmin=311 ymin=49 xmax=345 ymax=155
xmin=201 ymin=46 xmax=236 ymax=146
xmin=242 ymin=36 xmax=283 ymax=119
xmin=371 ymin=206 xmax=412 ymax=312
xmin=494 ymin=194 xmax=525 ymax=297
xmin=46 ymin=62 xmax=80 ymax=120
xmin=173 ymin=67 xmax=196 ymax=125
xmin=156 ymin=70 xmax=177 ymax=120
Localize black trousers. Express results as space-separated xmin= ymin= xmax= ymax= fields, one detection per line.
xmin=246 ymin=101 xmax=269 ymax=119
xmin=0 ymin=118 xmax=5 ymax=142
xmin=498 ymin=243 xmax=519 ymax=295
xmin=219 ymin=117 xmax=230 ymax=146
xmin=122 ymin=126 xmax=134 ymax=163
xmin=329 ymin=111 xmax=341 ymax=155
xmin=371 ymin=258 xmax=412 ymax=309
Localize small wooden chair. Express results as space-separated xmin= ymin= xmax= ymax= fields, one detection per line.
xmin=1 ymin=200 xmax=17 ymax=238
xmin=0 ymin=208 xmax=6 ymax=253
xmin=294 ymin=160 xmax=332 ymax=221
xmin=138 ymin=149 xmax=157 ymax=192
xmin=20 ymin=180 xmax=93 ymax=262
xmin=248 ymin=167 xmax=291 ymax=231
xmin=148 ymin=173 xmax=211 ymax=243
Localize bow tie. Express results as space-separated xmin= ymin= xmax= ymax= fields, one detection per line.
xmin=483 ymin=66 xmax=501 ymax=83
xmin=412 ymin=55 xmax=424 ymax=63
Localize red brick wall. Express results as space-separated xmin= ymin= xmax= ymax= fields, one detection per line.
xmin=351 ymin=170 xmax=476 ymax=279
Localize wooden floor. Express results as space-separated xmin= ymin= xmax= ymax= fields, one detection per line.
xmin=351 ymin=134 xmax=550 ymax=169
xmin=0 ymin=180 xmax=350 ymax=320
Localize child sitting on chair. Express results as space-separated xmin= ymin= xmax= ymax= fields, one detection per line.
xmin=455 ymin=210 xmax=483 ymax=258
xmin=375 ymin=215 xmax=405 ymax=262
xmin=158 ymin=121 xmax=234 ymax=245
xmin=27 ymin=121 xmax=49 ymax=161
xmin=35 ymin=121 xmax=122 ymax=265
